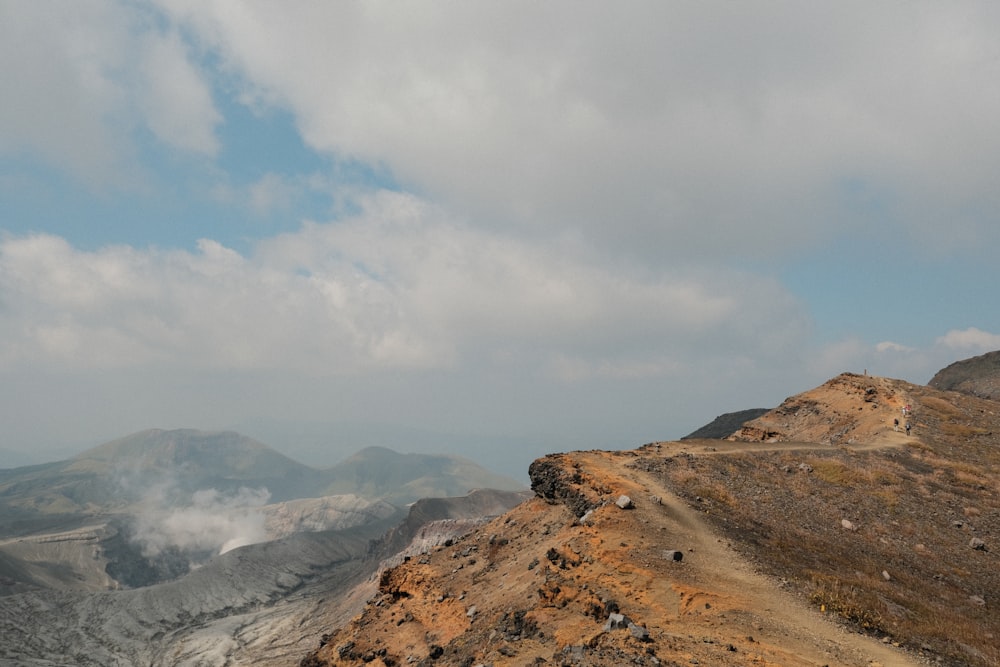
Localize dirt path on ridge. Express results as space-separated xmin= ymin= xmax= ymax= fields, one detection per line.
xmin=580 ymin=446 xmax=925 ymax=667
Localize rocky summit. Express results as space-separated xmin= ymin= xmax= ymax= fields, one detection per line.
xmin=303 ymin=371 xmax=1000 ymax=667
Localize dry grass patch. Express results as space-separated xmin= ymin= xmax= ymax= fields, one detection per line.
xmin=810 ymin=459 xmax=868 ymax=486
xmin=920 ymin=396 xmax=964 ymax=418
xmin=941 ymin=421 xmax=992 ymax=438
xmin=807 ymin=574 xmax=886 ymax=634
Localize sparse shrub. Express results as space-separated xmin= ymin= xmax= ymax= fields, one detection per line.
xmin=808 ymin=576 xmax=886 ymax=634
xmin=810 ymin=460 xmax=866 ymax=486
xmin=688 ymin=482 xmax=736 ymax=508
xmin=872 ymin=487 xmax=899 ymax=510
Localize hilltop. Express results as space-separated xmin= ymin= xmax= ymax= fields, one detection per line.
xmin=303 ymin=371 xmax=1000 ymax=667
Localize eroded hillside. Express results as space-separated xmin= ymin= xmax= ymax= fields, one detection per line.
xmin=303 ymin=373 xmax=999 ymax=667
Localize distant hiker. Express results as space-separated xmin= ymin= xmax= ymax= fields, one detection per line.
xmin=893 ymin=418 xmax=899 ymax=432
xmin=905 ymin=421 xmax=911 ymax=435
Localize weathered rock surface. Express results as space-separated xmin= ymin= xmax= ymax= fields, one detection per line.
xmin=928 ymin=349 xmax=1000 ymax=401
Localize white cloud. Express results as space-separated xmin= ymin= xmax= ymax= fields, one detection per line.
xmin=136 ymin=30 xmax=221 ymax=155
xmin=153 ymin=1 xmax=1000 ymax=260
xmin=936 ymin=327 xmax=1000 ymax=353
xmin=0 ymin=1 xmax=131 ymax=183
xmin=0 ymin=190 xmax=810 ymax=378
xmin=876 ymin=341 xmax=915 ymax=354
xmin=0 ymin=0 xmax=220 ymax=185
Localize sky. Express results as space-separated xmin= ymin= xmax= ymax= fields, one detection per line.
xmin=2 ymin=1 xmax=1000 ymax=478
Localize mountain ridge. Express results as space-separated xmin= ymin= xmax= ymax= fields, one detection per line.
xmin=303 ymin=369 xmax=1000 ymax=667
xmin=0 ymin=430 xmax=525 ymax=521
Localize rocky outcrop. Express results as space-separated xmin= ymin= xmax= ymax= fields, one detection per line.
xmin=528 ymin=454 xmax=604 ymax=517
xmin=929 ymin=349 xmax=1000 ymax=401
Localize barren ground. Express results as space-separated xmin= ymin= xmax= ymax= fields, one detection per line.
xmin=308 ymin=373 xmax=1000 ymax=666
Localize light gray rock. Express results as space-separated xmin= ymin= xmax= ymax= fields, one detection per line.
xmin=603 ymin=612 xmax=630 ymax=631
xmin=628 ymin=621 xmax=650 ymax=641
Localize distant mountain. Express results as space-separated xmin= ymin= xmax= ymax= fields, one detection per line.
xmin=681 ymin=407 xmax=770 ymax=439
xmin=319 ymin=446 xmax=525 ymax=505
xmin=0 ymin=430 xmax=525 ymax=523
xmin=0 ymin=429 xmax=323 ymax=522
xmin=928 ymin=349 xmax=1000 ymax=400
xmin=72 ymin=428 xmax=325 ymax=502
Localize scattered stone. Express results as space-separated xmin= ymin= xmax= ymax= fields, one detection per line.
xmin=841 ymin=519 xmax=857 ymax=531
xmin=882 ymin=570 xmax=891 ymax=581
xmin=663 ymin=550 xmax=684 ymax=562
xmin=970 ymin=537 xmax=987 ymax=551
xmin=337 ymin=641 xmax=355 ymax=659
xmin=603 ymin=612 xmax=631 ymax=631
xmin=628 ymin=622 xmax=651 ymax=641
xmin=467 ymin=605 xmax=477 ymax=619
xmin=616 ymin=495 xmax=634 ymax=510
xmin=798 ymin=463 xmax=813 ymax=473
xmin=428 ymin=644 xmax=444 ymax=659
xmin=969 ymin=595 xmax=986 ymax=607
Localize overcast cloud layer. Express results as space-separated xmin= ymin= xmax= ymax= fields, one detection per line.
xmin=2 ymin=1 xmax=999 ymax=475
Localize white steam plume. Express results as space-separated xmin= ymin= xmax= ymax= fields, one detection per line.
xmin=133 ymin=485 xmax=271 ymax=557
